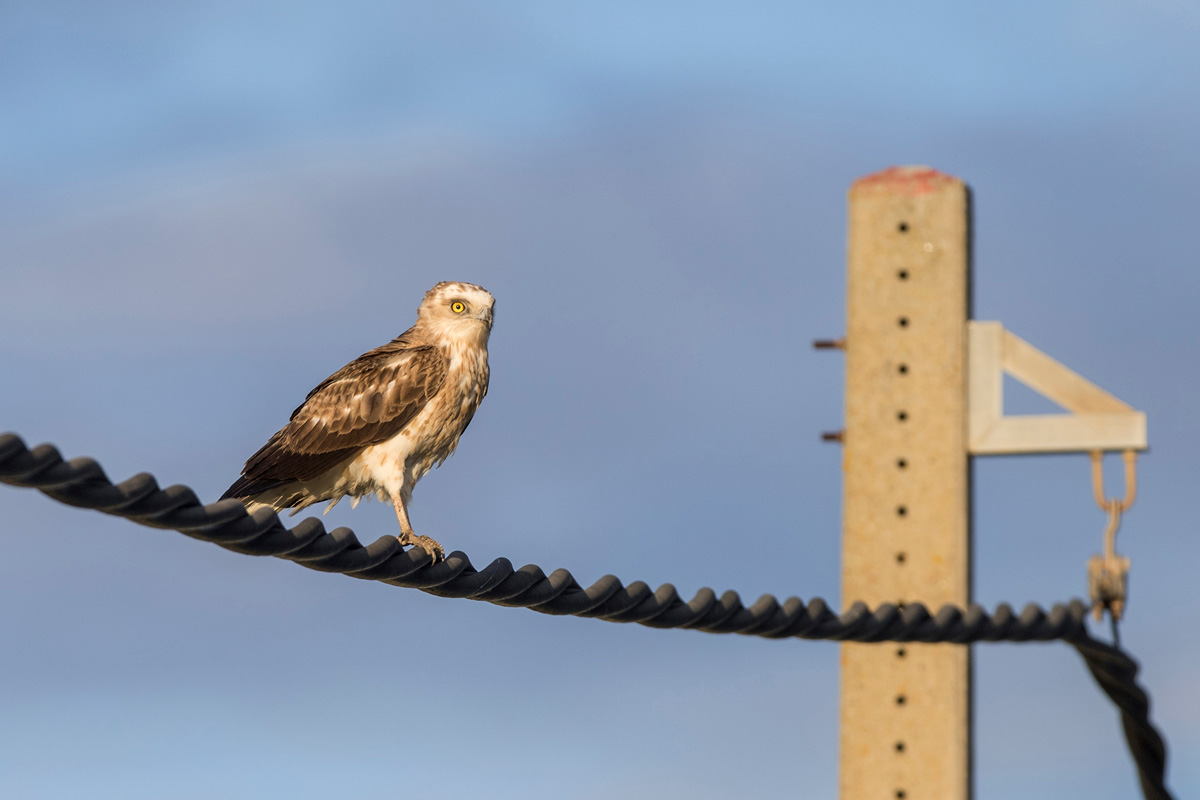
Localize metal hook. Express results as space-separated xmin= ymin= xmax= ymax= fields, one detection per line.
xmin=1087 ymin=450 xmax=1136 ymax=625
xmin=1090 ymin=449 xmax=1137 ymax=513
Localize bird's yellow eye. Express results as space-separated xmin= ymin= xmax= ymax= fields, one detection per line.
xmin=451 ymin=301 xmax=466 ymax=314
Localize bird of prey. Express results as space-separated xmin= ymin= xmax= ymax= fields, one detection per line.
xmin=222 ymin=281 xmax=494 ymax=562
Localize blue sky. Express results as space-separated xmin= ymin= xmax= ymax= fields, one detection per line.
xmin=2 ymin=2 xmax=1198 ymax=798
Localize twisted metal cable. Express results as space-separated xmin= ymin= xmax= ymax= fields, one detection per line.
xmin=0 ymin=432 xmax=1172 ymax=800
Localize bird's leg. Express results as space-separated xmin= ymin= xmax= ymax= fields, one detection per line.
xmin=393 ymin=498 xmax=445 ymax=563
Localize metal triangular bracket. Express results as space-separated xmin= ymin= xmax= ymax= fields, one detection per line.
xmin=967 ymin=321 xmax=1148 ymax=455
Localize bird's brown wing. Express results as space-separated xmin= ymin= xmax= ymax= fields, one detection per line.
xmin=223 ymin=334 xmax=447 ymax=498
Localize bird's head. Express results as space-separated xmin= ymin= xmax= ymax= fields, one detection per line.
xmin=417 ymin=281 xmax=495 ymax=343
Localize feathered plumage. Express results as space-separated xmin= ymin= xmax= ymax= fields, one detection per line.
xmin=222 ymin=281 xmax=494 ymax=561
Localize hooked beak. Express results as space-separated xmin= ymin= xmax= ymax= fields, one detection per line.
xmin=475 ymin=307 xmax=494 ymax=328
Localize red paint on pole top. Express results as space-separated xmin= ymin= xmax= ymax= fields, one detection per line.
xmin=851 ymin=166 xmax=958 ymax=196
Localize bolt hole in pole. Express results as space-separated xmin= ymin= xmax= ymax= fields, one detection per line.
xmin=896 ymin=458 xmax=908 ymax=469
xmin=895 ymin=741 xmax=906 ymax=753
xmin=898 ymin=363 xmax=909 ymax=374
xmin=897 ymin=411 xmax=909 ymax=422
xmin=895 ymin=791 xmax=907 ymax=799
xmin=896 ymin=505 xmax=908 ymax=517
xmin=896 ymin=552 xmax=906 ymax=564
xmin=897 ymin=316 xmax=910 ymax=327
xmin=897 ymin=269 xmax=909 ymax=280
xmin=896 ymin=694 xmax=907 ymax=706
xmin=898 ymin=221 xmax=909 ymax=233
xmin=896 ymin=647 xmax=907 ymax=658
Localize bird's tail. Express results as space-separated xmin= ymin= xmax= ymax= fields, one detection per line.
xmin=220 ymin=475 xmax=291 ymax=502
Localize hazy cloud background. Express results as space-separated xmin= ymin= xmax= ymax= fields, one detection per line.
xmin=2 ymin=2 xmax=1197 ymax=798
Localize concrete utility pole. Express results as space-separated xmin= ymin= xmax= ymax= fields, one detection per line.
xmin=834 ymin=166 xmax=1147 ymax=800
xmin=839 ymin=166 xmax=971 ymax=800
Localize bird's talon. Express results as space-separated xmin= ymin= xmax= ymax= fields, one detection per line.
xmin=398 ymin=533 xmax=444 ymax=563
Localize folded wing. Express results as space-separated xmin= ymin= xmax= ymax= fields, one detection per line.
xmin=222 ymin=335 xmax=446 ymax=499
